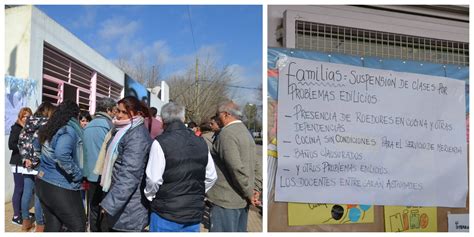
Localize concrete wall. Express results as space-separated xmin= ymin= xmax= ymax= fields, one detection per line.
xmin=160 ymin=81 xmax=170 ymax=103
xmin=5 ymin=6 xmax=34 ymax=203
xmin=148 ymin=81 xmax=170 ymax=115
xmin=4 ymin=6 xmax=126 ymax=202
xmin=5 ymin=6 xmax=32 ymax=79
xmin=149 ymin=96 xmax=166 ymax=115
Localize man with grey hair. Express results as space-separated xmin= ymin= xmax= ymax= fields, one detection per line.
xmin=207 ymin=100 xmax=262 ymax=232
xmin=83 ymin=97 xmax=116 ymax=231
xmin=144 ymin=102 xmax=217 ymax=232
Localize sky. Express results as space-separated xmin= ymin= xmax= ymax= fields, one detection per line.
xmin=36 ymin=5 xmax=262 ymax=105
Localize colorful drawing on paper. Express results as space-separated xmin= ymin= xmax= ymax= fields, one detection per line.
xmin=288 ymin=203 xmax=374 ymax=226
xmin=384 ymin=206 xmax=437 ymax=232
xmin=5 ymin=75 xmax=38 ymax=135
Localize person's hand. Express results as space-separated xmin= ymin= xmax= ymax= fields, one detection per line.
xmin=23 ymin=159 xmax=32 ymax=168
xmin=250 ymin=190 xmax=261 ymax=207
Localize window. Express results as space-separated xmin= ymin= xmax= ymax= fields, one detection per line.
xmin=295 ymin=21 xmax=469 ymax=66
xmin=96 ymin=73 xmax=122 ymax=101
xmin=42 ymin=43 xmax=123 ymax=112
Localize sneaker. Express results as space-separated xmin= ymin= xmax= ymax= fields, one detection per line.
xmin=12 ymin=216 xmax=22 ymax=226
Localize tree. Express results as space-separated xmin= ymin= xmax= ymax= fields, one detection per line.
xmin=168 ymin=57 xmax=236 ymax=124
xmin=243 ymin=103 xmax=262 ymax=134
xmin=243 ymin=103 xmax=257 ymax=131
xmin=115 ymin=52 xmax=161 ymax=88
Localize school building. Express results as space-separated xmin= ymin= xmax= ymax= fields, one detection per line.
xmin=5 ymin=5 xmax=169 ymax=200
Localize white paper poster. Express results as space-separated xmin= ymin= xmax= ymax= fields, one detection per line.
xmin=275 ymin=56 xmax=467 ymax=207
xmin=448 ymin=213 xmax=469 ymax=232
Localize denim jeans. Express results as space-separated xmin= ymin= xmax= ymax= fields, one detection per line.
xmin=12 ymin=171 xmax=24 ymax=217
xmin=21 ymin=175 xmax=44 ymax=225
xmin=149 ymin=212 xmax=200 ymax=232
xmin=36 ymin=178 xmax=86 ymax=232
xmin=209 ymin=204 xmax=248 ymax=232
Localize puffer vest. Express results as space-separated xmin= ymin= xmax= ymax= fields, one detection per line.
xmin=151 ymin=121 xmax=208 ymax=223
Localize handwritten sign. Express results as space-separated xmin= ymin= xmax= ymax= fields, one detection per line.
xmin=384 ymin=206 xmax=437 ymax=232
xmin=288 ymin=203 xmax=373 ymax=226
xmin=448 ymin=213 xmax=469 ymax=232
xmin=275 ymin=56 xmax=467 ymax=207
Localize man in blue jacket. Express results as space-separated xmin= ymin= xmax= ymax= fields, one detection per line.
xmin=83 ymin=97 xmax=116 ymax=232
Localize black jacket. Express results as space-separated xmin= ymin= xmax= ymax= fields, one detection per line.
xmin=151 ymin=121 xmax=209 ymax=224
xmin=9 ymin=123 xmax=23 ymax=166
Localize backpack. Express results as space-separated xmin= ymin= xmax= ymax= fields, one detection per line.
xmin=18 ymin=116 xmax=49 ymax=169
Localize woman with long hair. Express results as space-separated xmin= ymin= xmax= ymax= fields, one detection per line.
xmin=9 ymin=107 xmax=32 ymax=226
xmin=35 ymin=100 xmax=86 ymax=232
xmin=18 ymin=101 xmax=56 ymax=232
xmin=99 ymin=96 xmax=152 ymax=231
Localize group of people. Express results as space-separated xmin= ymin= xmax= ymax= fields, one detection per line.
xmin=8 ymin=96 xmax=262 ymax=232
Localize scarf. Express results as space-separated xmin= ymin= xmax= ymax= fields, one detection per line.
xmin=91 ymin=112 xmax=114 ymax=175
xmin=67 ymin=118 xmax=88 ymax=177
xmin=93 ymin=116 xmax=122 ymax=180
xmin=93 ymin=130 xmax=112 ymax=176
xmin=100 ymin=116 xmax=144 ymax=192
